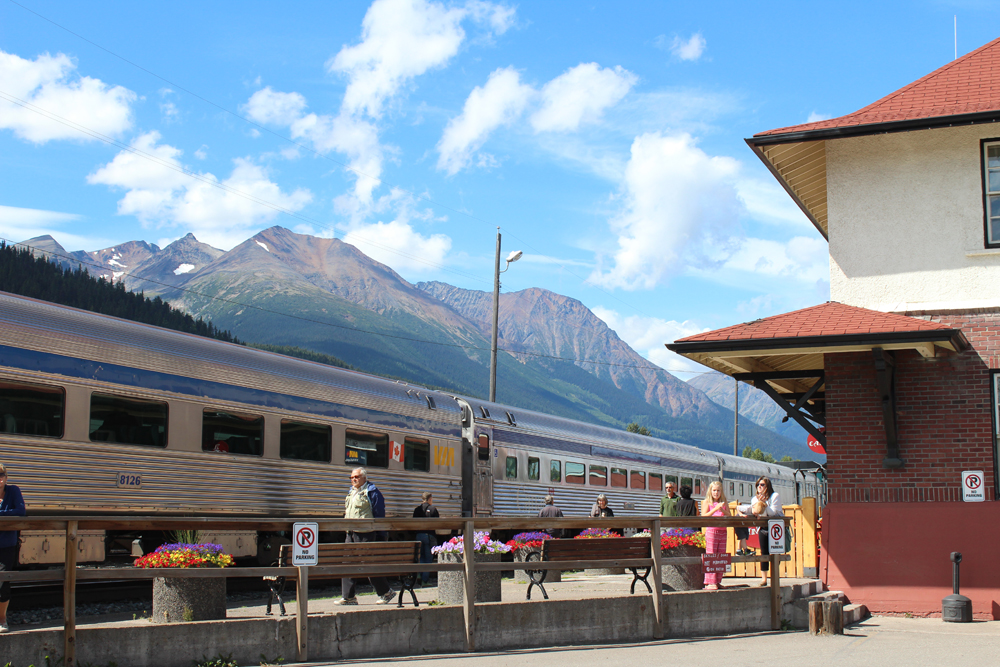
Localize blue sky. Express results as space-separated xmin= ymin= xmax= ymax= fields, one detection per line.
xmin=1 ymin=1 xmax=997 ymax=378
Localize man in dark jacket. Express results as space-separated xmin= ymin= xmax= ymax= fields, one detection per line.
xmin=413 ymin=492 xmax=440 ymax=585
xmin=0 ymin=463 xmax=26 ymax=633
xmin=538 ymin=495 xmax=564 ymax=538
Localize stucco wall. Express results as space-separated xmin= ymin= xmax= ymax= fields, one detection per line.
xmin=827 ymin=123 xmax=1000 ymax=311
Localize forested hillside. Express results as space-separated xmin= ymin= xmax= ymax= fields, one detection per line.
xmin=0 ymin=242 xmax=241 ymax=344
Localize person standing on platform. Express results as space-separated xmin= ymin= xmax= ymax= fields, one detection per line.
xmin=746 ymin=476 xmax=783 ymax=587
xmin=337 ymin=467 xmax=395 ymax=605
xmin=538 ymin=495 xmax=564 ymax=538
xmin=590 ymin=493 xmax=615 ymax=518
xmin=675 ymin=485 xmax=697 ymax=516
xmin=660 ymin=481 xmax=679 ymax=517
xmin=701 ymin=481 xmax=730 ymax=590
xmin=0 ymin=463 xmax=26 ymax=632
xmin=412 ymin=491 xmax=439 ymax=586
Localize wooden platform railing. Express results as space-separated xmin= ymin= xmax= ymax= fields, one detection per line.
xmin=725 ymin=497 xmax=820 ymax=579
xmin=0 ymin=515 xmax=790 ymax=665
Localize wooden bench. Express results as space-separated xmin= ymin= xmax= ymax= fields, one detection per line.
xmin=265 ymin=541 xmax=421 ymax=614
xmin=524 ymin=537 xmax=653 ymax=600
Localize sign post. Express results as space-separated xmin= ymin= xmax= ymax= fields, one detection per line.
xmin=292 ymin=522 xmax=319 ymax=566
xmin=962 ymin=471 xmax=985 ymax=502
xmin=767 ymin=519 xmax=785 ymax=554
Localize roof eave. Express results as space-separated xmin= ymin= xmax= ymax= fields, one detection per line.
xmin=745 ymin=138 xmax=828 ymax=241
xmin=667 ymin=328 xmax=968 ymax=355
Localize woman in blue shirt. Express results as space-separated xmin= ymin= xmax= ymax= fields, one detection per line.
xmin=0 ymin=463 xmax=26 ymax=633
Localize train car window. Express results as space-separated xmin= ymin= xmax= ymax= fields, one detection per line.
xmin=90 ymin=393 xmax=167 ymax=448
xmin=404 ymin=437 xmax=430 ymax=472
xmin=665 ymin=474 xmax=679 ymax=488
xmin=0 ymin=380 xmax=64 ymax=438
xmin=550 ymin=460 xmax=562 ymax=483
xmin=279 ymin=420 xmax=331 ymax=463
xmin=566 ymin=462 xmax=585 ymax=485
xmin=589 ymin=464 xmax=607 ymax=486
xmin=630 ymin=470 xmax=645 ymax=490
xmin=527 ymin=457 xmax=540 ymax=481
xmin=728 ymin=482 xmax=735 ymax=496
xmin=344 ymin=430 xmax=389 ymax=468
xmin=740 ymin=483 xmax=745 ymax=497
xmin=505 ymin=456 xmax=518 ymax=479
xmin=203 ymin=409 xmax=262 ymax=456
xmin=477 ymin=433 xmax=490 ymax=461
xmin=681 ymin=476 xmax=693 ymax=492
xmin=649 ymin=473 xmax=662 ymax=492
xmin=610 ymin=467 xmax=627 ymax=488
xmin=694 ymin=478 xmax=702 ymax=495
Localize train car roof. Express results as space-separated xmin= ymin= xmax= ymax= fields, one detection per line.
xmin=0 ymin=292 xmax=461 ymax=426
xmin=460 ymin=396 xmax=720 ymax=468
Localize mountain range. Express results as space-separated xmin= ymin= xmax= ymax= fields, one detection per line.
xmin=21 ymin=226 xmax=818 ymax=460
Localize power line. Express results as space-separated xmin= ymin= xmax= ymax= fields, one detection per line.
xmin=4 ymin=238 xmax=709 ymax=374
xmin=7 ymin=0 xmax=657 ymax=321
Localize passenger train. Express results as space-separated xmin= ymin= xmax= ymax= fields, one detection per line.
xmin=0 ymin=291 xmax=824 ymax=565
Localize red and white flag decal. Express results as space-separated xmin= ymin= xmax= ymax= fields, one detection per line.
xmin=391 ymin=440 xmax=404 ymax=463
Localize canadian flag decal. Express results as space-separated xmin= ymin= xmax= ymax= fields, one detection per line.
xmin=391 ymin=440 xmax=404 ymax=463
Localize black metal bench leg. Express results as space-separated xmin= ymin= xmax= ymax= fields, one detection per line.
xmin=629 ymin=567 xmax=652 ymax=594
xmin=398 ymin=574 xmax=419 ymax=608
xmin=525 ymin=554 xmax=549 ymax=601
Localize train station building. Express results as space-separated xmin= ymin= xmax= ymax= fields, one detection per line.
xmin=669 ymin=36 xmax=1000 ymax=618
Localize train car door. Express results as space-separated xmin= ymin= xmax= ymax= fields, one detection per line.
xmin=474 ymin=429 xmax=494 ymax=516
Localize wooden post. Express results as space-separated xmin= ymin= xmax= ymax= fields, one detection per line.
xmin=296 ymin=566 xmax=309 ymax=662
xmin=64 ymin=520 xmax=78 ymax=667
xmin=462 ymin=520 xmax=476 ymax=652
xmin=770 ymin=553 xmax=781 ymax=631
xmin=822 ymin=600 xmax=844 ymax=635
xmin=808 ymin=599 xmax=824 ymax=634
xmin=650 ymin=519 xmax=664 ymax=639
xmin=801 ymin=497 xmax=819 ymax=578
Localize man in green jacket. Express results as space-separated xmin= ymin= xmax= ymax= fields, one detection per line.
xmin=660 ymin=481 xmax=679 ymax=517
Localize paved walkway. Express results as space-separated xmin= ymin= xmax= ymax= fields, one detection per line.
xmin=299 ymin=615 xmax=1000 ymax=667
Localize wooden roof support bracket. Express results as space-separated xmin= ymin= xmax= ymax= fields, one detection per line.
xmin=740 ymin=371 xmax=827 ymax=450
xmin=873 ymin=347 xmax=904 ymax=469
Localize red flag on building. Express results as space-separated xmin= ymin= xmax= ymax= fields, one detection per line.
xmin=390 ymin=440 xmax=404 ymax=463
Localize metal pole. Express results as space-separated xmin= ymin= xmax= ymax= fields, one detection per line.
xmin=64 ymin=520 xmax=78 ymax=667
xmin=733 ymin=377 xmax=739 ymax=456
xmin=296 ymin=566 xmax=309 ymax=662
xmin=462 ymin=519 xmax=477 ymax=652
xmin=770 ymin=552 xmax=781 ymax=630
xmin=489 ymin=228 xmax=501 ymax=403
xmin=650 ymin=518 xmax=664 ymax=639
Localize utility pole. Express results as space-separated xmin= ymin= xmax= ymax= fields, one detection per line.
xmin=733 ymin=377 xmax=739 ymax=456
xmin=489 ymin=229 xmax=502 ymax=403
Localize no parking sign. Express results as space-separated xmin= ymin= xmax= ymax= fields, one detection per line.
xmin=293 ymin=522 xmax=319 ymax=566
xmin=767 ymin=520 xmax=786 ymax=554
xmin=962 ymin=471 xmax=985 ymax=502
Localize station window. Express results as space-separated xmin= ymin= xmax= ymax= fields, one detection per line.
xmin=91 ymin=393 xmax=167 ymax=448
xmin=648 ymin=472 xmax=662 ymax=492
xmin=345 ymin=430 xmax=388 ymax=468
xmin=404 ymin=437 xmax=430 ymax=472
xmin=550 ymin=460 xmax=562 ymax=483
xmin=983 ymin=141 xmax=1000 ymax=246
xmin=527 ymin=457 xmax=540 ymax=481
xmin=280 ymin=419 xmax=331 ymax=463
xmin=589 ymin=464 xmax=607 ymax=486
xmin=505 ymin=456 xmax=518 ymax=479
xmin=610 ymin=467 xmax=627 ymax=488
xmin=0 ymin=380 xmax=64 ymax=439
xmin=566 ymin=462 xmax=585 ymax=485
xmin=630 ymin=470 xmax=646 ymax=490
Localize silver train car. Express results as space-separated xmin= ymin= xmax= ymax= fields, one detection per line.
xmin=0 ymin=291 xmax=824 ymax=565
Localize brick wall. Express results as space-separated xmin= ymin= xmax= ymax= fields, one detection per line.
xmin=825 ymin=312 xmax=998 ymax=502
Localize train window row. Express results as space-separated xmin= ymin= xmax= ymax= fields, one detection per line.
xmin=502 ymin=450 xmax=709 ymax=494
xmin=1 ymin=379 xmax=432 ymax=471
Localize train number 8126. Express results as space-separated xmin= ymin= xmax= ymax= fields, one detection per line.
xmin=116 ymin=473 xmax=142 ymax=488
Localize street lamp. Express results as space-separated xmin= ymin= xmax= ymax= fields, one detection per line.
xmin=490 ymin=228 xmax=522 ymax=402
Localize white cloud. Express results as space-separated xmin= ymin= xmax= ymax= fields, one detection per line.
xmin=466 ymin=0 xmax=516 ymax=34
xmin=87 ymin=132 xmax=312 ymax=250
xmin=530 ymin=63 xmax=637 ymax=133
xmin=194 ymin=145 xmax=208 ymax=160
xmin=721 ymin=235 xmax=829 ymax=283
xmin=807 ymin=111 xmax=830 ymax=123
xmin=245 ymin=87 xmax=308 ymax=126
xmin=437 ymin=67 xmax=533 ymax=175
xmin=736 ymin=178 xmax=813 ymax=229
xmin=589 ymin=132 xmax=741 ymax=290
xmin=342 ymin=219 xmax=452 ymax=272
xmin=0 ymin=204 xmax=97 ymax=250
xmin=0 ymin=49 xmax=135 ymax=143
xmin=592 ymin=306 xmax=709 ymax=376
xmin=671 ymin=33 xmax=706 ymax=61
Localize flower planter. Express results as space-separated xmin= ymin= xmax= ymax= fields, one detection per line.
xmin=437 ymin=552 xmax=502 ymax=604
xmin=660 ymin=544 xmax=706 ymax=591
xmin=514 ymin=547 xmax=561 ymax=584
xmin=152 ymin=576 xmax=226 ymax=623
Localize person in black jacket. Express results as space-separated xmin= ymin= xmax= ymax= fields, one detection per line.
xmin=675 ymin=485 xmax=697 ymax=516
xmin=413 ymin=492 xmax=440 ymax=585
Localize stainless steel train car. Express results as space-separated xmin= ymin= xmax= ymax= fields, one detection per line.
xmin=0 ymin=291 xmax=824 ymax=565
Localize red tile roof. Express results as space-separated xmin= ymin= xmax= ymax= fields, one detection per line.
xmin=757 ymin=36 xmax=1000 ymax=137
xmin=674 ymin=302 xmax=952 ymax=343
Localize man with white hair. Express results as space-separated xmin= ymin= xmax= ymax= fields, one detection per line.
xmin=336 ymin=467 xmax=395 ymax=605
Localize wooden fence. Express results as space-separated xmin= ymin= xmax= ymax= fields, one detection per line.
xmin=725 ymin=497 xmax=820 ymax=579
xmin=0 ymin=515 xmax=791 ymax=666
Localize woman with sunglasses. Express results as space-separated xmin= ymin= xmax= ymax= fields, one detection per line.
xmin=747 ymin=476 xmax=782 ymax=587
